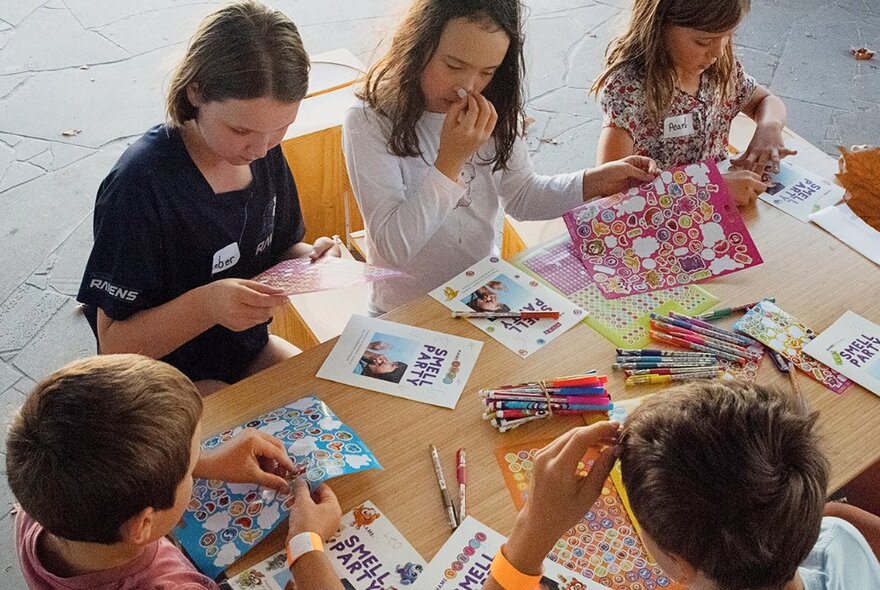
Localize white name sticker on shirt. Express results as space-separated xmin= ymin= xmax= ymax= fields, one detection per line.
xmin=663 ymin=112 xmax=695 ymax=139
xmin=212 ymin=242 xmax=241 ymax=275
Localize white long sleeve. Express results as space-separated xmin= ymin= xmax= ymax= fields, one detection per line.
xmin=342 ymin=102 xmax=584 ymax=313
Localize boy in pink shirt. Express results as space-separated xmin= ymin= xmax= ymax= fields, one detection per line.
xmin=6 ymin=354 xmax=346 ymax=590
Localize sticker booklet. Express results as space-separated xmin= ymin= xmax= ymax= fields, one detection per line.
xmin=253 ymin=257 xmax=407 ymax=295
xmin=732 ymin=300 xmax=851 ymax=394
xmin=317 ymin=315 xmax=483 ymax=409
xmin=428 ymin=256 xmax=585 ymax=357
xmin=173 ymin=396 xmax=381 ymax=579
xmin=414 ymin=516 xmax=612 ymax=590
xmin=563 ymin=160 xmax=763 ymax=299
xmin=222 ymin=500 xmax=426 ymax=590
xmin=803 ymin=311 xmax=880 ymax=397
xmin=512 ymin=234 xmax=718 ymax=348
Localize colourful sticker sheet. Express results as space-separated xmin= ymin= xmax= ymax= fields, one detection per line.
xmin=428 ymin=256 xmax=586 ymax=357
xmin=513 ymin=234 xmax=718 ymax=348
xmin=253 ymin=257 xmax=406 ymax=295
xmin=563 ymin=160 xmax=763 ymax=299
xmin=718 ymin=340 xmax=764 ymax=384
xmin=416 ymin=516 xmax=612 ymax=590
xmin=494 ymin=442 xmax=680 ymax=590
xmin=803 ymin=311 xmax=880 ymax=397
xmin=316 ymin=315 xmax=482 ymax=409
xmin=174 ymin=396 xmax=381 ymax=579
xmin=733 ymin=301 xmax=851 ymax=394
xmin=222 ymin=501 xmax=426 ymax=590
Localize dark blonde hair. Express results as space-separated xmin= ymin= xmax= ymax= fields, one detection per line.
xmin=592 ymin=0 xmax=749 ymax=121
xmin=620 ymin=381 xmax=828 ymax=590
xmin=358 ymin=0 xmax=525 ymax=172
xmin=5 ymin=355 xmax=203 ymax=544
xmin=166 ymin=0 xmax=310 ymax=126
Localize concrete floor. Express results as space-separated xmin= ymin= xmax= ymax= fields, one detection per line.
xmin=1 ymin=0 xmax=878 ymax=585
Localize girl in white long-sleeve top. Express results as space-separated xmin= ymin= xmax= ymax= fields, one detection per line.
xmin=343 ymin=0 xmax=659 ymax=315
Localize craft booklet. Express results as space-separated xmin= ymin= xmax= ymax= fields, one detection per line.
xmin=428 ymin=256 xmax=585 ymax=357
xmin=718 ymin=159 xmax=845 ymax=223
xmin=222 ymin=500 xmax=426 ymax=590
xmin=803 ymin=311 xmax=880 ymax=397
xmin=413 ymin=516 xmax=611 ymax=590
xmin=316 ymin=315 xmax=482 ymax=409
xmin=564 ymin=159 xmax=762 ymax=299
xmin=173 ymin=396 xmax=381 ymax=579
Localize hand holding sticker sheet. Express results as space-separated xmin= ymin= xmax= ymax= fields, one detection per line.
xmin=563 ymin=160 xmax=763 ymax=299
xmin=252 ymin=257 xmax=406 ymax=295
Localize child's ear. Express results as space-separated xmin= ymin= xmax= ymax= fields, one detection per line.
xmin=186 ymin=84 xmax=202 ymax=108
xmin=666 ymin=553 xmax=698 ymax=586
xmin=119 ymin=506 xmax=155 ymax=545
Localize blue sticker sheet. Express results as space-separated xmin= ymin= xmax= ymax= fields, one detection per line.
xmin=173 ymin=395 xmax=381 ymax=578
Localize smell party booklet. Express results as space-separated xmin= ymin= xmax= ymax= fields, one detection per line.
xmin=428 ymin=256 xmax=585 ymax=357
xmin=563 ymin=160 xmax=762 ymax=299
xmin=414 ymin=516 xmax=611 ymax=590
xmin=222 ymin=501 xmax=426 ymax=590
xmin=317 ymin=315 xmax=482 ymax=408
xmin=803 ymin=311 xmax=880 ymax=397
xmin=173 ymin=396 xmax=380 ymax=579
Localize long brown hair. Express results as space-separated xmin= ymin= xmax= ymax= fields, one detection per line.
xmin=592 ymin=0 xmax=750 ymax=121
xmin=166 ymin=0 xmax=310 ymax=126
xmin=358 ymin=0 xmax=525 ymax=172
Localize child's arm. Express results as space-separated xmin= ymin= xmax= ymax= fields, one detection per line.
xmin=96 ymin=279 xmax=289 ymax=360
xmin=596 ymin=126 xmax=636 ymax=165
xmin=285 ymin=480 xmax=345 ymax=590
xmin=734 ymin=85 xmax=796 ymax=174
xmin=482 ymin=422 xmax=622 ymax=590
xmin=194 ymin=428 xmax=298 ymax=492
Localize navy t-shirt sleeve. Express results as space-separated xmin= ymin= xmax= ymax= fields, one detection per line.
xmin=77 ymin=176 xmax=165 ymax=321
xmin=270 ymin=149 xmax=306 ymax=258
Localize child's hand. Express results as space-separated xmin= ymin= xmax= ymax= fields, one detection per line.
xmin=723 ymin=169 xmax=768 ymax=207
xmin=733 ymin=123 xmax=797 ymax=174
xmin=584 ymin=156 xmax=660 ymax=198
xmin=308 ymin=236 xmax=343 ymax=262
xmin=196 ymin=429 xmax=298 ymax=493
xmin=435 ymin=91 xmax=498 ymax=181
xmin=502 ymin=422 xmax=622 ymax=573
xmin=286 ymin=480 xmax=343 ymax=541
xmin=204 ymin=279 xmax=288 ymax=332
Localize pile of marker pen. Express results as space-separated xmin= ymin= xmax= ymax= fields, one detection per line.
xmin=480 ymin=373 xmax=611 ymax=432
xmin=613 ymin=349 xmax=723 ymax=386
xmin=648 ymin=312 xmax=762 ymax=365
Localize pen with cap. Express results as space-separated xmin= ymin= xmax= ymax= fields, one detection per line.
xmin=430 ymin=444 xmax=458 ymax=530
xmin=453 ymin=310 xmax=560 ymax=320
xmin=457 ymin=449 xmax=467 ymax=521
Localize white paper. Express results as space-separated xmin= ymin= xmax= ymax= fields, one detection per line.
xmin=413 ymin=516 xmax=610 ymax=590
xmin=803 ymin=311 xmax=880 ymax=397
xmin=809 ymin=203 xmax=880 ymax=266
xmin=317 ymin=315 xmax=483 ymax=409
xmin=428 ymin=256 xmax=586 ymax=357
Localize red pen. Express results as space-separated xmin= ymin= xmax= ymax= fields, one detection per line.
xmin=452 ymin=310 xmax=561 ymax=320
xmin=456 ymin=449 xmax=467 ymax=521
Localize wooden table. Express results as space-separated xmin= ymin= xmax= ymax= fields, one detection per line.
xmin=208 ymin=118 xmax=880 ymax=574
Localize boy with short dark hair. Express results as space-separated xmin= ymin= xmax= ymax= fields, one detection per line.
xmin=6 ymin=354 xmax=344 ymax=590
xmin=483 ymin=382 xmax=880 ymax=590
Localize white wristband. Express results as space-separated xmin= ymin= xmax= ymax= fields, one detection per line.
xmin=286 ymin=532 xmax=324 ymax=567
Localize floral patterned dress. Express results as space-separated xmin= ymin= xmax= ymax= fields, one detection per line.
xmin=599 ymin=59 xmax=757 ymax=169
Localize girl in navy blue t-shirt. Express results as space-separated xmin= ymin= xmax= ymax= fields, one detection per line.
xmin=78 ymin=1 xmax=340 ymax=394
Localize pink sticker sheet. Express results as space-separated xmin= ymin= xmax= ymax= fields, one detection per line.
xmin=733 ymin=300 xmax=851 ymax=394
xmin=252 ymin=257 xmax=406 ymax=295
xmin=563 ymin=160 xmax=763 ymax=299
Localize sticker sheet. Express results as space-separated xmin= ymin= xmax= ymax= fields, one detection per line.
xmin=513 ymin=234 xmax=718 ymax=347
xmin=428 ymin=256 xmax=585 ymax=357
xmin=316 ymin=315 xmax=482 ymax=409
xmin=803 ymin=310 xmax=880 ymax=397
xmin=493 ymin=444 xmax=680 ymax=590
xmin=415 ymin=516 xmax=612 ymax=590
xmin=222 ymin=501 xmax=426 ymax=590
xmin=563 ymin=160 xmax=763 ymax=299
xmin=174 ymin=396 xmax=381 ymax=579
xmin=733 ymin=301 xmax=851 ymax=394
xmin=253 ymin=257 xmax=406 ymax=295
